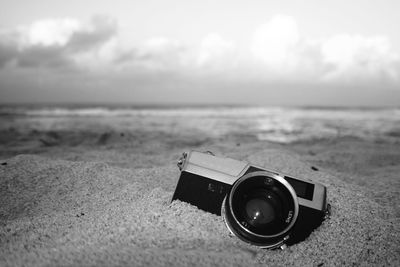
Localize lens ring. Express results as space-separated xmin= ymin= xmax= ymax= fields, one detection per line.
xmin=222 ymin=196 xmax=289 ymax=249
xmin=228 ymin=171 xmax=299 ymax=239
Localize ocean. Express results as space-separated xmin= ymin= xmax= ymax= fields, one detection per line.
xmin=1 ymin=104 xmax=399 ymax=144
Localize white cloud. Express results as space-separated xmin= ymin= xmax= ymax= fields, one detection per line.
xmin=321 ymin=34 xmax=400 ymax=82
xmin=24 ymin=18 xmax=81 ymax=47
xmin=196 ymin=33 xmax=235 ymax=68
xmin=0 ymin=14 xmax=399 ymax=86
xmin=132 ymin=34 xmax=237 ymax=73
xmin=249 ymin=14 xmax=400 ymax=84
xmin=134 ymin=37 xmax=187 ymax=71
xmin=251 ymin=15 xmax=300 ymax=71
xmin=249 ymin=15 xmax=326 ymax=79
xmin=0 ymin=16 xmax=121 ymax=69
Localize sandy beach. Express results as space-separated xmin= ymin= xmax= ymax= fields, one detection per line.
xmin=0 ymin=106 xmax=399 ymax=266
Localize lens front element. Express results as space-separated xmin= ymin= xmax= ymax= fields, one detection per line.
xmin=222 ymin=171 xmax=299 ymax=248
xmin=245 ymin=197 xmax=275 ymax=225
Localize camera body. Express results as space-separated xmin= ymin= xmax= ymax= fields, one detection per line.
xmin=171 ymin=151 xmax=328 ymax=248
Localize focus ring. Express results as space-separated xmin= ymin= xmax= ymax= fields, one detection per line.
xmin=222 ymin=171 xmax=299 ymax=247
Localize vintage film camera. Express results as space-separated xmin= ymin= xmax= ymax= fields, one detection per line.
xmin=172 ymin=151 xmax=329 ymax=249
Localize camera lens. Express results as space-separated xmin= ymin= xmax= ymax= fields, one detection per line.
xmin=245 ymin=197 xmax=275 ymax=225
xmin=222 ymin=171 xmax=298 ymax=248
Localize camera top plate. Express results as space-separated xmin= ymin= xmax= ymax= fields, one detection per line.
xmin=181 ymin=151 xmax=250 ymax=185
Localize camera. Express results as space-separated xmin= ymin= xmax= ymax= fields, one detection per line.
xmin=171 ymin=151 xmax=329 ymax=249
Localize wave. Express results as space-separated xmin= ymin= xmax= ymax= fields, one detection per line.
xmin=1 ymin=105 xmax=399 ymax=118
xmin=1 ymin=104 xmax=399 ymax=143
xmin=0 ymin=106 xmax=288 ymax=117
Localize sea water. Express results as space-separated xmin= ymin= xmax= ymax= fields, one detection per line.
xmin=0 ymin=104 xmax=399 ymax=143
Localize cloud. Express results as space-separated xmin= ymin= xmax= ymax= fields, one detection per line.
xmin=0 ymin=14 xmax=399 ymax=86
xmin=126 ymin=33 xmax=237 ymax=76
xmin=17 ymin=46 xmax=69 ymax=68
xmin=196 ymin=33 xmax=235 ymax=68
xmin=250 ymin=15 xmax=400 ymax=84
xmin=321 ymin=34 xmax=400 ymax=82
xmin=133 ymin=37 xmax=188 ymax=71
xmin=0 ymin=39 xmax=18 ymax=68
xmin=0 ymin=15 xmax=118 ymax=69
xmin=251 ymin=15 xmax=300 ymax=69
xmin=25 ymin=18 xmax=80 ymax=46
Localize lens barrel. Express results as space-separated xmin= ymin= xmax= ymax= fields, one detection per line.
xmin=222 ymin=171 xmax=299 ymax=248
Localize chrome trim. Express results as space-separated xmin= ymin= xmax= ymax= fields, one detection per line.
xmin=177 ymin=152 xmax=187 ymax=171
xmin=227 ymin=171 xmax=299 ymax=239
xmin=293 ymin=181 xmax=327 ymax=211
xmin=221 ymin=196 xmax=289 ymax=249
xmin=183 ymin=151 xmax=250 ymax=185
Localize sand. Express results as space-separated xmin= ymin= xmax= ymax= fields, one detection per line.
xmin=1 ymin=130 xmax=400 ymax=266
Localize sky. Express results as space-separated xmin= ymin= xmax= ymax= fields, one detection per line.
xmin=0 ymin=0 xmax=399 ymax=106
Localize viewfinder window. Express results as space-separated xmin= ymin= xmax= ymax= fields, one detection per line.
xmin=284 ymin=176 xmax=314 ymax=201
